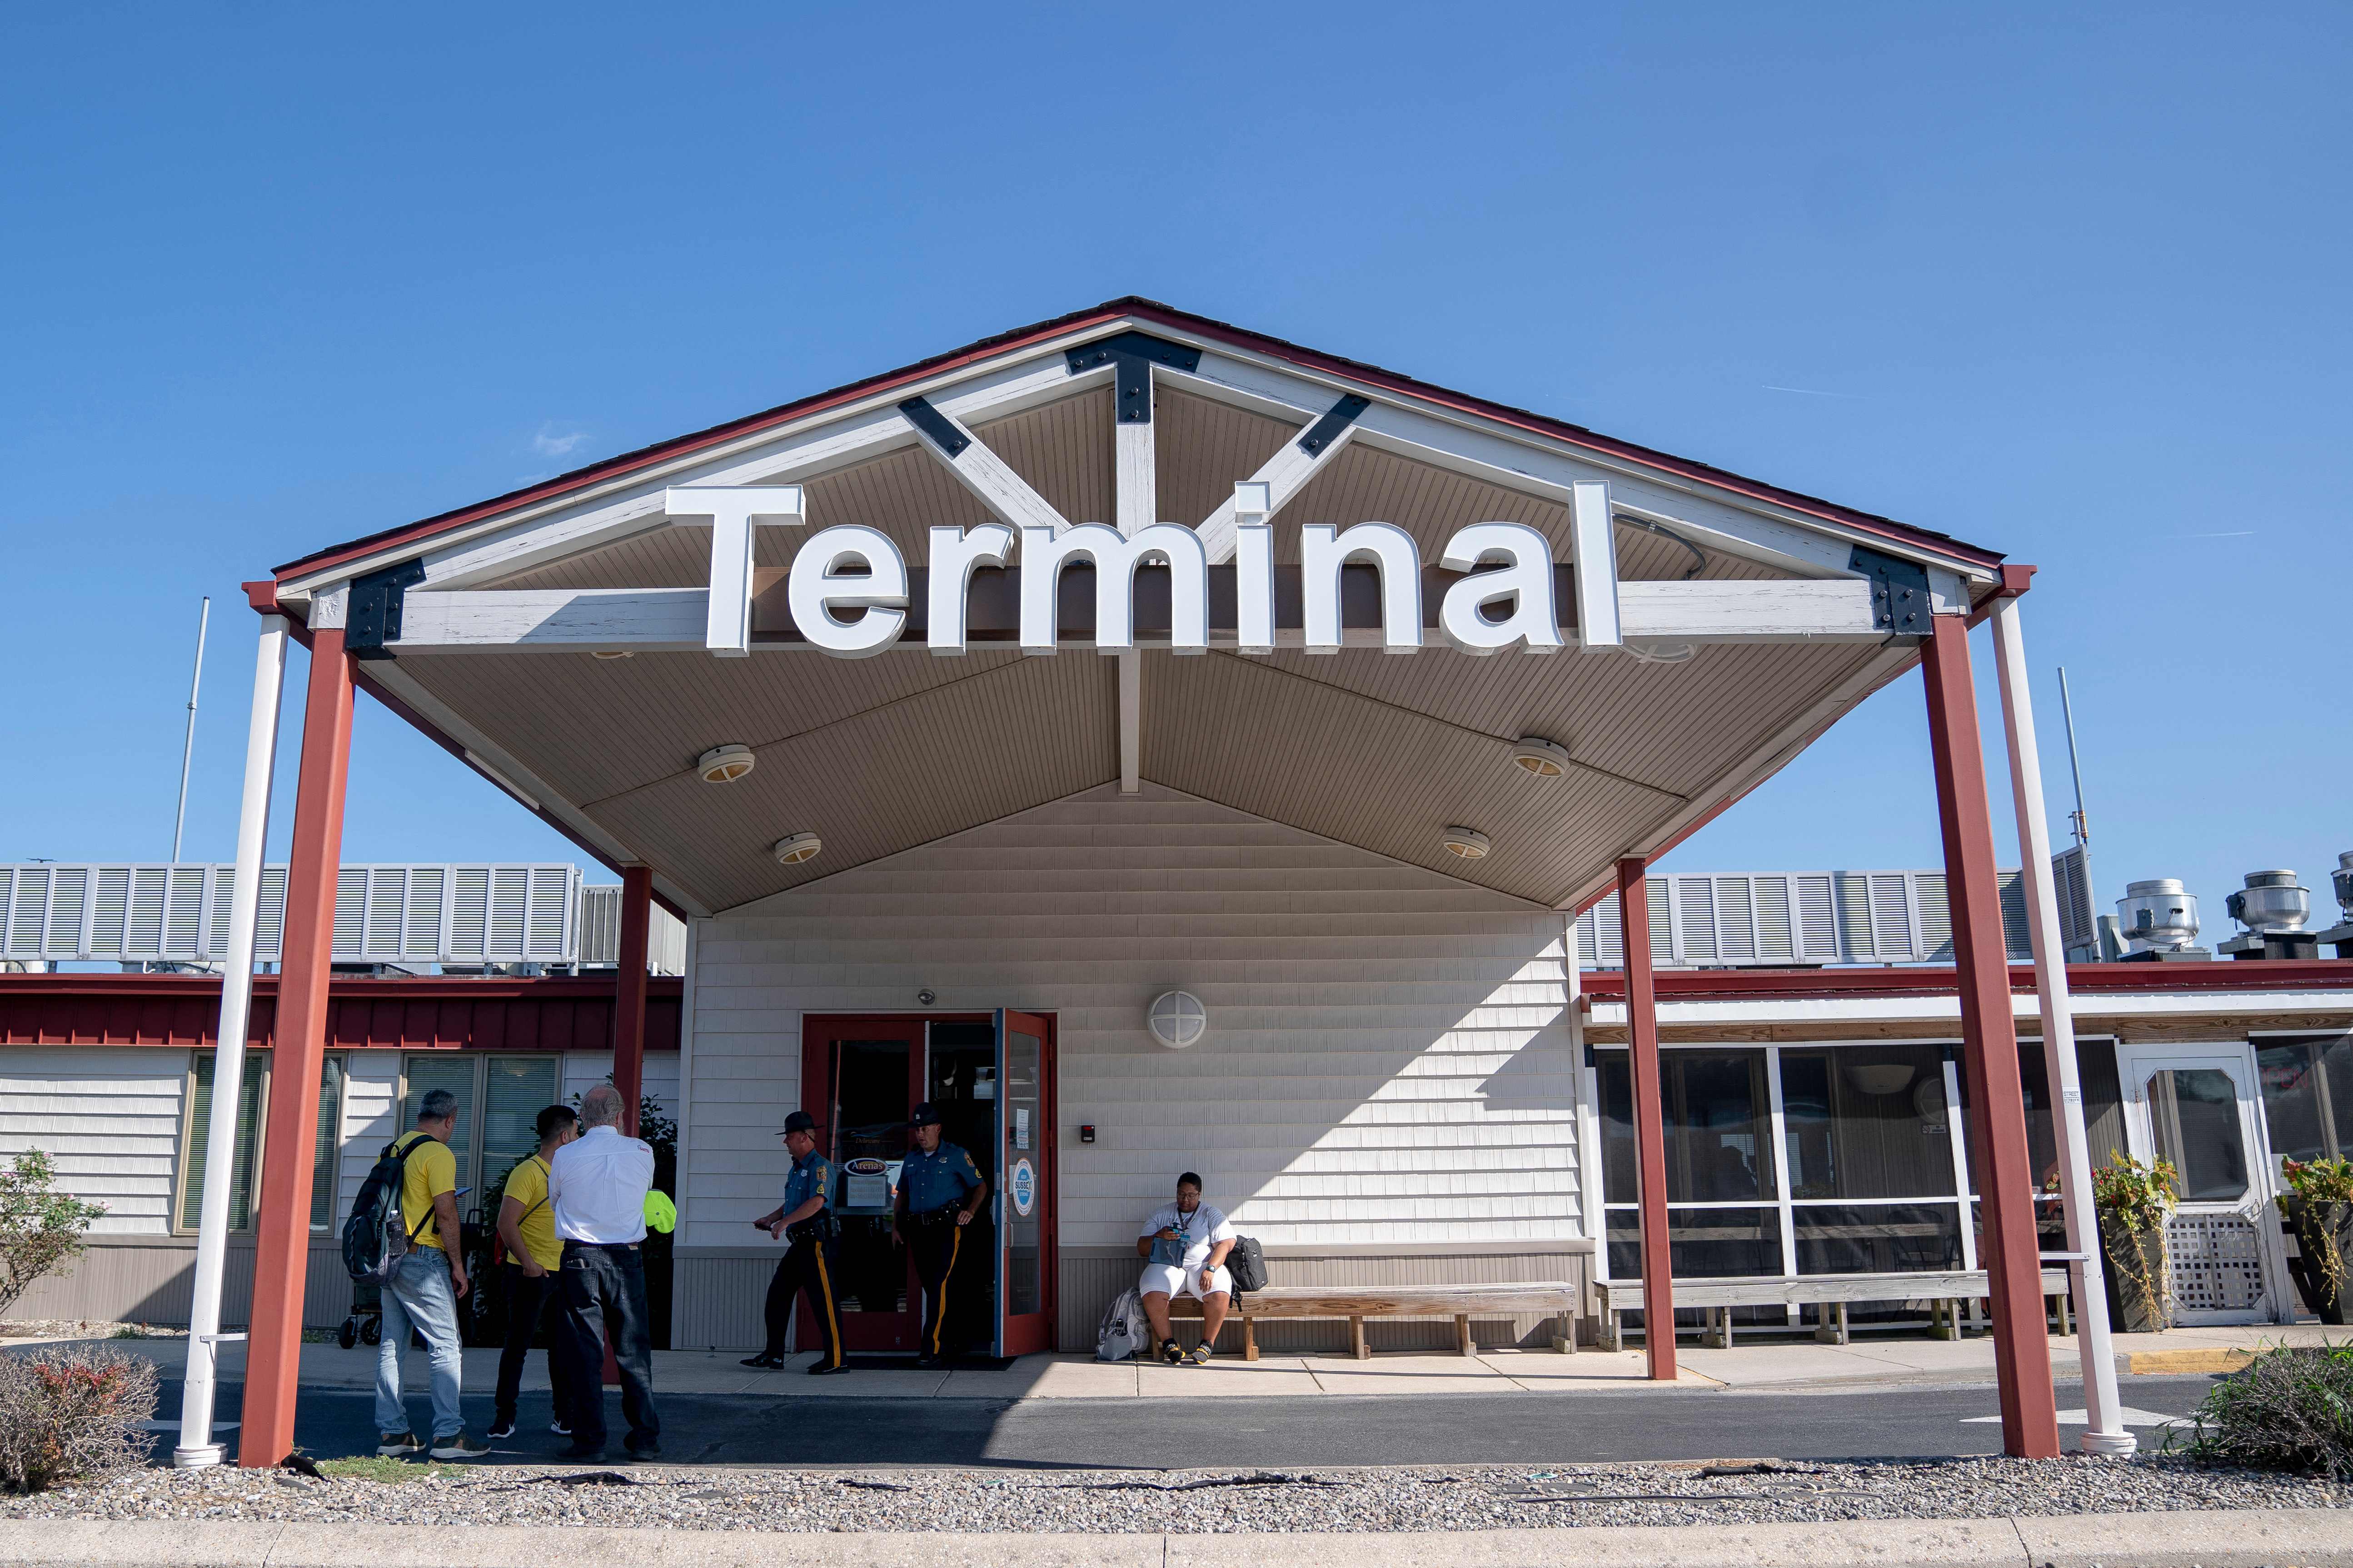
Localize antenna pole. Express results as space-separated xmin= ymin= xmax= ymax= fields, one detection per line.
xmin=172 ymin=597 xmax=212 ymax=863
xmin=2056 ymin=666 xmax=2090 ymax=851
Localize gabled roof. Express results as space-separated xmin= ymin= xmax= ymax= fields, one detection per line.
xmin=274 ymin=297 xmax=1999 ymax=584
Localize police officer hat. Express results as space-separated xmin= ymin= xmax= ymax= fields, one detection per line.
xmin=778 ymin=1110 xmax=819 ymax=1137
xmin=907 ymin=1101 xmax=943 ymax=1129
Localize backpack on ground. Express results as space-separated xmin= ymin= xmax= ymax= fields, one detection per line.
xmin=342 ymin=1133 xmax=441 ymax=1284
xmin=1096 ymin=1287 xmax=1149 ymax=1362
xmin=1225 ymin=1234 xmax=1269 ymax=1294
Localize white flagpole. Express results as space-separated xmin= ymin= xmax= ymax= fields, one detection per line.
xmin=174 ymin=614 xmax=288 ymax=1468
xmin=1991 ymin=595 xmax=2134 ymax=1455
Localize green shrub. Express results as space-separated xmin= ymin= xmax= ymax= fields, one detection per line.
xmin=0 ymin=1344 xmax=160 ymax=1493
xmin=0 ymin=1151 xmax=105 ymax=1319
xmin=2173 ymin=1341 xmax=2353 ymax=1479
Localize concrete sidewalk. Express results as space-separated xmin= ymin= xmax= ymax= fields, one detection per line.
xmin=21 ymin=1320 xmax=2343 ymax=1402
xmin=3 ymin=1509 xmax=2348 ymax=1568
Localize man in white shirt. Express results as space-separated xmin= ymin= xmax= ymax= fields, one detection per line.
xmin=1135 ymin=1171 xmax=1236 ymax=1366
xmin=547 ymin=1084 xmax=660 ymax=1459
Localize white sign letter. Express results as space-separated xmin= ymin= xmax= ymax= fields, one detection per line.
xmin=927 ymin=524 xmax=1014 ymax=657
xmin=666 ymin=486 xmax=806 ymax=658
xmin=1301 ymin=522 xmax=1421 ymax=655
xmin=787 ymin=525 xmax=907 ymax=658
xmin=1019 ymin=523 xmax=1209 ymax=654
xmin=1439 ymin=522 xmax=1562 ymax=656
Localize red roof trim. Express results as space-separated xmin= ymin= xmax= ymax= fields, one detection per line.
xmin=273 ymin=298 xmax=2003 ymax=584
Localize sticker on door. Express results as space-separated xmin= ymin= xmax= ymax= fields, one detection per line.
xmin=1010 ymin=1157 xmax=1036 ymax=1217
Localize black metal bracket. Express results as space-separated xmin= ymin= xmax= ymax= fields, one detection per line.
xmin=897 ymin=395 xmax=970 ymax=458
xmin=344 ymin=559 xmax=426 ymax=661
xmin=1297 ymin=393 xmax=1371 ymax=458
xmin=1064 ymin=330 xmax=1203 ymax=424
xmin=1848 ymin=545 xmax=1932 ymax=637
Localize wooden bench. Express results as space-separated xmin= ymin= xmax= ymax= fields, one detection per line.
xmin=1589 ymin=1268 xmax=2074 ymax=1350
xmin=1167 ymin=1282 xmax=1581 ymax=1361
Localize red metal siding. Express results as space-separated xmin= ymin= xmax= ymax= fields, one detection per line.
xmin=0 ymin=974 xmax=681 ymax=1052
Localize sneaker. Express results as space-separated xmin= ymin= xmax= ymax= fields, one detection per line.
xmin=375 ymin=1431 xmax=421 ymax=1457
xmin=429 ymin=1432 xmax=490 ymax=1460
xmin=1185 ymin=1343 xmax=1213 ymax=1366
xmin=1161 ymin=1339 xmax=1183 ymax=1365
xmin=487 ymin=1417 xmax=517 ymax=1440
xmin=549 ymin=1418 xmax=572 ymax=1436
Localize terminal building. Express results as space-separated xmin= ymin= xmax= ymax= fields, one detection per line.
xmin=5 ymin=301 xmax=2350 ymax=1464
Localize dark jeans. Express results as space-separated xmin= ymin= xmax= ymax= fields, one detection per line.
xmin=494 ymin=1264 xmax=574 ymax=1424
xmin=763 ymin=1235 xmax=842 ymax=1367
xmin=557 ymin=1242 xmax=658 ymax=1449
xmin=909 ymin=1216 xmax=969 ymax=1357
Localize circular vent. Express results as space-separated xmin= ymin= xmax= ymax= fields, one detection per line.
xmin=1147 ymin=991 xmax=1208 ymax=1050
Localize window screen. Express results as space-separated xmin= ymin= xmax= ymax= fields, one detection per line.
xmin=309 ymin=1055 xmax=345 ymax=1229
xmin=180 ymin=1050 xmax=266 ymax=1231
xmin=403 ymin=1055 xmax=480 ymax=1194
xmin=481 ymin=1055 xmax=560 ymax=1197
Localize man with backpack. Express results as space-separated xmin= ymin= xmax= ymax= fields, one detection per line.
xmin=489 ymin=1104 xmax=579 ymax=1442
xmin=372 ymin=1089 xmax=489 ymax=1458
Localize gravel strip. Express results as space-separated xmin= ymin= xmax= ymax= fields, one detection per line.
xmin=0 ymin=1456 xmax=2343 ymax=1533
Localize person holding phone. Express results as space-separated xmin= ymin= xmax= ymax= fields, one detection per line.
xmin=1135 ymin=1171 xmax=1236 ymax=1366
xmin=489 ymin=1103 xmax=579 ymax=1441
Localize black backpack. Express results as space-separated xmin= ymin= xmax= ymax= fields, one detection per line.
xmin=342 ymin=1133 xmax=441 ymax=1283
xmin=1226 ymin=1234 xmax=1269 ymax=1294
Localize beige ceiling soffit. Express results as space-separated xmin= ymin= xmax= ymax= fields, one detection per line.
xmin=355 ymin=657 xmax=715 ymax=918
xmin=1553 ymin=638 xmax=1923 ymax=913
xmin=896 ymin=393 xmax=1076 ymax=537
xmin=1149 ymin=334 xmax=1993 ymax=586
xmin=280 ymin=334 xmax=1126 ymax=599
xmin=1193 ymin=393 xmax=1374 ymax=565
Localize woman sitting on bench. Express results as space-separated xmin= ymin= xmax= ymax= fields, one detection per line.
xmin=1137 ymin=1172 xmax=1236 ymax=1366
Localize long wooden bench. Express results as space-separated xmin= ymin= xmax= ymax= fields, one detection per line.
xmin=1590 ymin=1268 xmax=2074 ymax=1350
xmin=1167 ymin=1282 xmax=1580 ymax=1361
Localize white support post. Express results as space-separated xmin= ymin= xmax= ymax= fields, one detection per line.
xmin=1992 ymin=593 xmax=2134 ymax=1455
xmin=174 ymin=614 xmax=288 ymax=1468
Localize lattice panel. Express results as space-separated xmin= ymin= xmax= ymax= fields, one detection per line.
xmin=2167 ymin=1213 xmax=2267 ymax=1315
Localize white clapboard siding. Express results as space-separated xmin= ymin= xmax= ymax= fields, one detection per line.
xmin=334 ymin=1053 xmax=404 ymax=1226
xmin=560 ymin=1052 xmax=682 ymax=1120
xmin=682 ymin=782 xmax=1580 ymax=1253
xmin=0 ymin=1048 xmax=187 ymax=1235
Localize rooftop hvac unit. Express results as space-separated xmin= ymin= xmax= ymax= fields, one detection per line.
xmin=2051 ymin=845 xmax=2096 ymax=960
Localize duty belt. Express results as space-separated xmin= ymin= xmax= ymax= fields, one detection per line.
xmin=913 ymin=1204 xmax=962 ymax=1227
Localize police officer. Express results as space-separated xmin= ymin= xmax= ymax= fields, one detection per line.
xmin=892 ymin=1102 xmax=987 ymax=1368
xmin=743 ymin=1110 xmax=846 ymax=1374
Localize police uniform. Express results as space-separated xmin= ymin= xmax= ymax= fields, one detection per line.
xmin=758 ymin=1110 xmax=846 ymax=1373
xmin=896 ymin=1101 xmax=985 ymax=1364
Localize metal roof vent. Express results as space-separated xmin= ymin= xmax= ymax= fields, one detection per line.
xmin=2117 ymin=879 xmax=2200 ymax=953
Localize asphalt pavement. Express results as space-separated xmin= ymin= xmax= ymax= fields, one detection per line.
xmin=179 ymin=1374 xmax=2223 ymax=1470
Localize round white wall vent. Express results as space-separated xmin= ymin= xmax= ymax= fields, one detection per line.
xmin=1147 ymin=991 xmax=1208 ymax=1050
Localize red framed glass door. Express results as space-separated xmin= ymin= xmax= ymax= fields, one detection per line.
xmin=998 ymin=1009 xmax=1057 ymax=1356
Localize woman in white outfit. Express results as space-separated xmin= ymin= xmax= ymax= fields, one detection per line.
xmin=1136 ymin=1171 xmax=1236 ymax=1365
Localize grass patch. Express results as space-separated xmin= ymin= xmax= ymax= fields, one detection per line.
xmin=315 ymin=1455 xmax=454 ymax=1483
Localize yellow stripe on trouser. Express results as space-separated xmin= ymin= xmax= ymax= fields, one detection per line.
xmin=932 ymin=1228 xmax=960 ymax=1355
xmin=811 ymin=1246 xmax=842 ymax=1368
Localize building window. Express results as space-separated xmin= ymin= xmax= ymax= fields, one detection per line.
xmin=2256 ymin=1033 xmax=2353 ymax=1164
xmin=176 ymin=1050 xmax=345 ymax=1234
xmin=398 ymin=1053 xmax=562 ymax=1210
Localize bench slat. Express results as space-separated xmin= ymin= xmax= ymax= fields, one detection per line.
xmin=1593 ymin=1269 xmax=2069 ymax=1310
xmin=1167 ymin=1284 xmax=1577 ymax=1318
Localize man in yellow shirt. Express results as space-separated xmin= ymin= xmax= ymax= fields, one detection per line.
xmin=490 ymin=1104 xmax=580 ymax=1442
xmin=374 ymin=1089 xmax=486 ymax=1459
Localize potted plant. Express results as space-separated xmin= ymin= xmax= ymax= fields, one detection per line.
xmin=2091 ymin=1151 xmax=2177 ymax=1333
xmin=2279 ymin=1155 xmax=2353 ymax=1325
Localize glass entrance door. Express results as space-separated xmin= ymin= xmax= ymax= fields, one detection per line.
xmin=2118 ymin=1044 xmax=2286 ymax=1324
xmin=803 ymin=1018 xmax=921 ymax=1351
xmin=999 ymin=1010 xmax=1055 ymax=1356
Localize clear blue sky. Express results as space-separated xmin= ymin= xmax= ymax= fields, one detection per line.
xmin=5 ymin=5 xmax=2347 ymax=932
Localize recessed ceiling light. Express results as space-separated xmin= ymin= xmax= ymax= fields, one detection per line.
xmin=1441 ymin=826 xmax=1492 ymax=860
xmin=696 ymin=744 xmax=756 ymax=784
xmin=1509 ymin=737 xmax=1572 ymax=778
xmin=593 ymin=650 xmax=635 ymax=660
xmin=773 ymin=832 xmax=822 ymax=866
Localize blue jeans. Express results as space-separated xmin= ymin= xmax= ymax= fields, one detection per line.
xmin=375 ymin=1248 xmax=464 ymax=1440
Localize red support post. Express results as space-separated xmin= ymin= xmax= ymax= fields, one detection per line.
xmin=239 ymin=629 xmax=355 ymax=1467
xmin=1921 ymin=612 xmax=2061 ymax=1458
xmin=613 ymin=863 xmax=653 ymax=1139
xmin=1617 ymin=859 xmax=1676 ymax=1381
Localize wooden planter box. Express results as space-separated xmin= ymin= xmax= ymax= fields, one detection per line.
xmin=2100 ymin=1218 xmax=2171 ymax=1333
xmin=2283 ymin=1196 xmax=2353 ymax=1325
